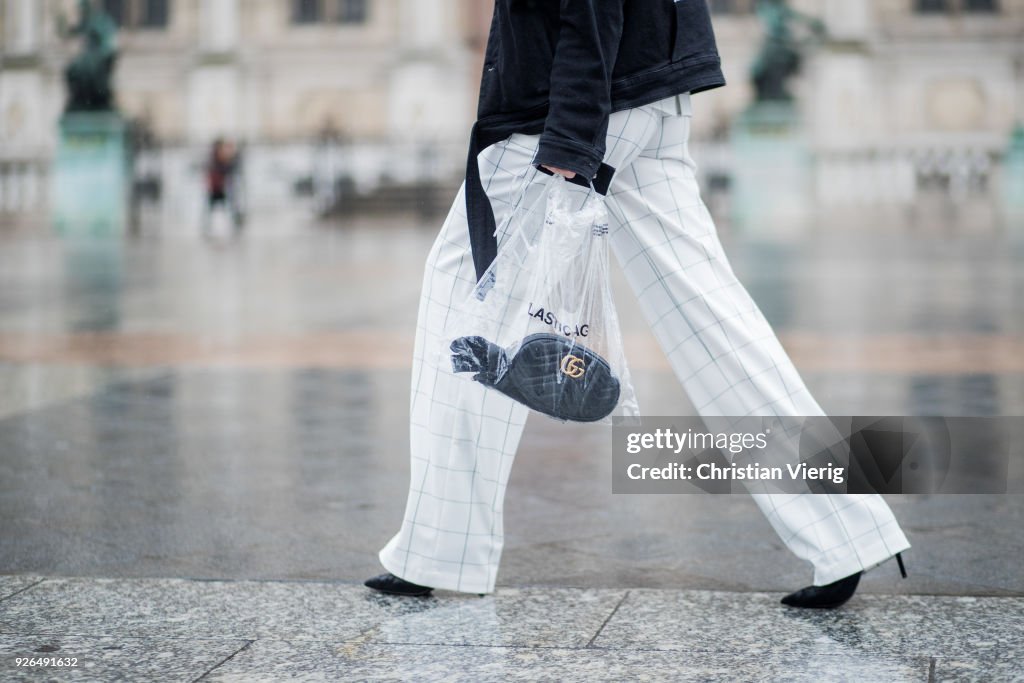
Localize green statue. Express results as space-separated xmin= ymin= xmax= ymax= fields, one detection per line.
xmin=61 ymin=0 xmax=119 ymax=112
xmin=750 ymin=0 xmax=825 ymax=102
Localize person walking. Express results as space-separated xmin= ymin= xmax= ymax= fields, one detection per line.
xmin=204 ymin=138 xmax=242 ymax=234
xmin=366 ymin=0 xmax=910 ymax=608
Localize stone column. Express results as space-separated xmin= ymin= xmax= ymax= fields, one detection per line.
xmin=805 ymin=0 xmax=903 ymax=214
xmin=199 ymin=0 xmax=240 ymax=53
xmin=4 ymin=0 xmax=41 ymax=55
xmin=812 ymin=0 xmax=878 ymax=150
xmin=821 ymin=0 xmax=871 ymax=43
xmin=400 ymin=0 xmax=447 ymax=49
xmin=390 ymin=0 xmax=470 ymax=143
xmin=0 ymin=0 xmax=52 ymax=154
xmin=188 ymin=0 xmax=241 ymax=142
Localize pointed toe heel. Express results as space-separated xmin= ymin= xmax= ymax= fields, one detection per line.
xmin=781 ymin=571 xmax=862 ymax=609
xmin=364 ymin=573 xmax=433 ymax=597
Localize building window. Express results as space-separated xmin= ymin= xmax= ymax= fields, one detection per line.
xmin=915 ymin=0 xmax=998 ymax=12
xmin=102 ymin=0 xmax=129 ymax=25
xmin=338 ymin=0 xmax=367 ymax=24
xmin=709 ymin=0 xmax=755 ymax=14
xmin=963 ymin=0 xmax=997 ymax=11
xmin=291 ymin=0 xmax=369 ymax=25
xmin=102 ymin=0 xmax=170 ymax=29
xmin=292 ymin=0 xmax=322 ymax=24
xmin=140 ymin=0 xmax=169 ymax=27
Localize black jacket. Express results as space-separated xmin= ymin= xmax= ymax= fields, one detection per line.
xmin=467 ymin=0 xmax=726 ymax=280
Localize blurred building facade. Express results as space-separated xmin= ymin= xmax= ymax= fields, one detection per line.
xmin=0 ymin=0 xmax=487 ymax=220
xmin=699 ymin=0 xmax=1024 ymax=223
xmin=0 ymin=0 xmax=1022 ymax=223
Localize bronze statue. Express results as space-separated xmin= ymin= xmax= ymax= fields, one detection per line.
xmin=750 ymin=0 xmax=825 ymax=102
xmin=61 ymin=0 xmax=119 ymax=112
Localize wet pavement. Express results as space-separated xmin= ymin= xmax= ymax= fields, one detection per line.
xmin=1 ymin=209 xmax=1023 ymax=680
xmin=1 ymin=576 xmax=1022 ymax=681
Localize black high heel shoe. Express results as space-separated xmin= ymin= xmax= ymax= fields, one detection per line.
xmin=364 ymin=573 xmax=433 ymax=597
xmin=781 ymin=552 xmax=907 ymax=609
xmin=781 ymin=571 xmax=862 ymax=609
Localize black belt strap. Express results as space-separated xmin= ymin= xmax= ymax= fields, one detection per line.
xmin=465 ymin=120 xmax=615 ymax=282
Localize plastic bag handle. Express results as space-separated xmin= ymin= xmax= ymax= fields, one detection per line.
xmin=535 ymin=163 xmax=615 ymax=197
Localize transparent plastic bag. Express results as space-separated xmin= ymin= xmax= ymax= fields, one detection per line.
xmin=444 ymin=175 xmax=639 ymax=424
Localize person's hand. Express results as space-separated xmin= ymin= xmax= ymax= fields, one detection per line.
xmin=542 ymin=165 xmax=577 ymax=179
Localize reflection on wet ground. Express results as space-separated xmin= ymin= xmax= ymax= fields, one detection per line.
xmin=1 ymin=214 xmax=1022 ymax=597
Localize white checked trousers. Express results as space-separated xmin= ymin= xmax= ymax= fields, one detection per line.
xmin=380 ymin=94 xmax=910 ymax=594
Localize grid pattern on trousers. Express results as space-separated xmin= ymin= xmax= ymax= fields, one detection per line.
xmin=379 ymin=95 xmax=910 ymax=594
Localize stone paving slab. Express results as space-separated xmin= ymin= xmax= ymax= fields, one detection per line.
xmin=0 ymin=577 xmax=430 ymax=643
xmin=592 ymin=589 xmax=1024 ymax=659
xmin=0 ymin=577 xmax=43 ymax=602
xmin=203 ymin=640 xmax=933 ymax=682
xmin=933 ymin=656 xmax=1024 ymax=683
xmin=0 ymin=578 xmax=624 ymax=648
xmin=0 ymin=634 xmax=248 ymax=683
xmin=1 ymin=577 xmax=1022 ymax=680
xmin=358 ymin=587 xmax=626 ymax=648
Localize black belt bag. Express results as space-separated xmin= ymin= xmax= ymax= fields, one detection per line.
xmin=450 ymin=333 xmax=621 ymax=423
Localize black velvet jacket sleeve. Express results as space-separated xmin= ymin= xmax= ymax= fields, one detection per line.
xmin=532 ymin=1 xmax=626 ymax=180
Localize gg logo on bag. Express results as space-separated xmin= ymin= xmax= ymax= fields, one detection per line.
xmin=560 ymin=354 xmax=586 ymax=379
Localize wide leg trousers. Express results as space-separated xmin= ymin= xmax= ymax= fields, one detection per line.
xmin=380 ymin=94 xmax=911 ymax=594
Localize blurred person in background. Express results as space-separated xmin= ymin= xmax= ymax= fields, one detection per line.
xmin=205 ymin=137 xmax=243 ymax=235
xmin=366 ymin=0 xmax=910 ymax=609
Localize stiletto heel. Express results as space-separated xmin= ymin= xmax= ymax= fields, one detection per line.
xmin=895 ymin=552 xmax=907 ymax=579
xmin=781 ymin=571 xmax=861 ymax=609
